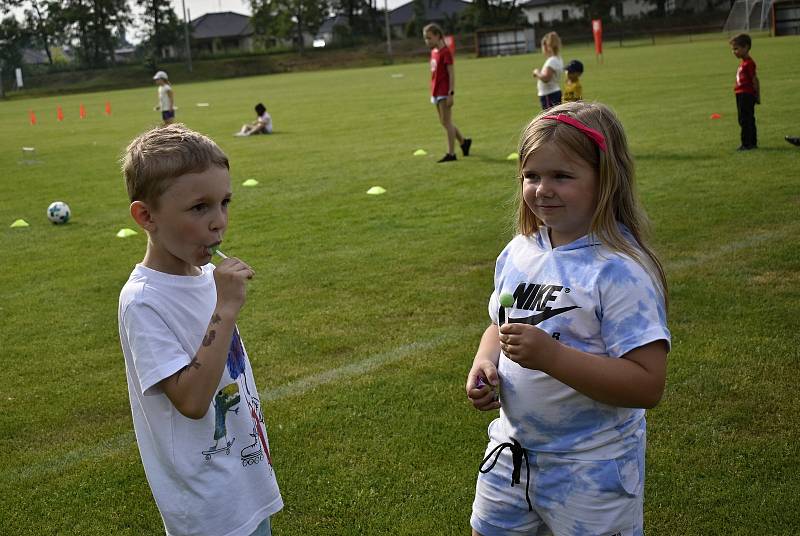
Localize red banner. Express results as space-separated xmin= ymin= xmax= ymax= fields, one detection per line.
xmin=592 ymin=19 xmax=603 ymax=56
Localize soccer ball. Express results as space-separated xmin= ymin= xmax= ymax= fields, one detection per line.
xmin=47 ymin=201 xmax=71 ymax=224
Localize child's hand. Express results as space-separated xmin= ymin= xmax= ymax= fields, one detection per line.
xmin=466 ymin=361 xmax=501 ymax=411
xmin=499 ymin=323 xmax=557 ymax=371
xmin=532 ymin=68 xmax=540 ymax=79
xmin=213 ymin=257 xmax=255 ymax=316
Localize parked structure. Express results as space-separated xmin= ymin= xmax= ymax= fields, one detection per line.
xmin=191 ymin=11 xmax=255 ymax=54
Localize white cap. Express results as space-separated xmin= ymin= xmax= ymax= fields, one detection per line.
xmin=153 ymin=71 xmax=168 ymax=80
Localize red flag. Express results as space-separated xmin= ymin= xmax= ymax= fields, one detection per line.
xmin=592 ymin=19 xmax=603 ymax=57
xmin=79 ymin=103 xmax=86 ymax=119
xmin=105 ymin=101 xmax=111 ymax=116
xmin=444 ymin=35 xmax=456 ymax=55
xmin=57 ymin=106 xmax=64 ymax=122
xmin=29 ymin=110 xmax=37 ymax=125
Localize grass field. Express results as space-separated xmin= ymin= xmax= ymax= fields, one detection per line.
xmin=1 ymin=35 xmax=799 ymax=535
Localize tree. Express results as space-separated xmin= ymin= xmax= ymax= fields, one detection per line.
xmin=62 ymin=0 xmax=130 ymax=67
xmin=0 ymin=14 xmax=27 ymax=94
xmin=136 ymin=0 xmax=182 ymax=62
xmin=459 ymin=0 xmax=526 ymax=32
xmin=23 ymin=0 xmax=63 ymax=64
xmin=250 ymin=0 xmax=328 ymax=51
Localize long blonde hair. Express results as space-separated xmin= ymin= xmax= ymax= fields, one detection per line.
xmin=515 ymin=101 xmax=668 ymax=305
xmin=541 ymin=31 xmax=561 ymax=56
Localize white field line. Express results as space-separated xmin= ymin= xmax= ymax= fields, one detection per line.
xmin=7 ymin=228 xmax=790 ymax=483
xmin=9 ymin=330 xmax=465 ymax=483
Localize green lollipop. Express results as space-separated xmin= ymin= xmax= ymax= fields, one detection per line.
xmin=498 ymin=292 xmax=514 ymax=326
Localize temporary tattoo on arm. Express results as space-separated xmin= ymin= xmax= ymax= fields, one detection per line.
xmin=210 ymin=313 xmax=222 ymax=325
xmin=202 ymin=330 xmax=216 ymax=346
xmin=176 ymin=357 xmax=201 ymax=383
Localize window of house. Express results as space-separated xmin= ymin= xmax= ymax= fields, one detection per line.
xmin=562 ymin=9 xmax=569 ymax=20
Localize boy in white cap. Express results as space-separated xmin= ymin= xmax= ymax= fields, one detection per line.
xmin=153 ymin=71 xmax=175 ymax=125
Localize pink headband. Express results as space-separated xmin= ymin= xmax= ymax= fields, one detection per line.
xmin=541 ymin=114 xmax=607 ymax=152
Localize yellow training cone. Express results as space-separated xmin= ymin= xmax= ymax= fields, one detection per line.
xmin=10 ymin=219 xmax=29 ymax=228
xmin=413 ymin=149 xmax=427 ymax=156
xmin=116 ymin=228 xmax=138 ymax=238
xmin=242 ymin=179 xmax=259 ymax=187
xmin=506 ymin=152 xmax=519 ymax=160
xmin=366 ymin=186 xmax=386 ymax=195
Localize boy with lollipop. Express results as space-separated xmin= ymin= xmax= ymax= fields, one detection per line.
xmin=118 ymin=124 xmax=282 ymax=536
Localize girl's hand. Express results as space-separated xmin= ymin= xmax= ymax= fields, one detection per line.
xmin=446 ymin=95 xmax=454 ymax=107
xmin=499 ymin=323 xmax=557 ymax=372
xmin=532 ymin=68 xmax=540 ymax=79
xmin=466 ymin=360 xmax=501 ymax=411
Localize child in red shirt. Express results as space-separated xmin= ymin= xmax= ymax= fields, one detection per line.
xmin=729 ymin=33 xmax=760 ymax=151
xmin=423 ymin=23 xmax=472 ymax=163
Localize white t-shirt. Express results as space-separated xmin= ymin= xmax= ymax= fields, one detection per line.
xmin=158 ymin=83 xmax=173 ymax=111
xmin=258 ymin=112 xmax=273 ymax=133
xmin=487 ymin=227 xmax=670 ymax=458
xmin=537 ymin=55 xmax=563 ymax=96
xmin=119 ymin=264 xmax=283 ymax=536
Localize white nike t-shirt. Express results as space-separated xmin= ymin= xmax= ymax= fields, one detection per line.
xmin=488 ymin=227 xmax=670 ymax=457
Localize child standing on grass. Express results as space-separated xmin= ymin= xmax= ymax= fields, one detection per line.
xmin=532 ymin=32 xmax=563 ymax=110
xmin=153 ymin=70 xmax=175 ymax=126
xmin=563 ymin=59 xmax=583 ymax=102
xmin=423 ymin=22 xmax=472 ymax=163
xmin=730 ymin=33 xmax=759 ymax=151
xmin=119 ymin=124 xmax=283 ymax=536
xmin=466 ymin=101 xmax=670 ymax=536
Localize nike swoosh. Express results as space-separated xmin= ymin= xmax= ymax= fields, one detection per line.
xmin=509 ymin=306 xmax=580 ymax=326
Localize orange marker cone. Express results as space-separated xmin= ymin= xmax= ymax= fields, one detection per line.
xmin=79 ymin=103 xmax=86 ymax=119
xmin=29 ymin=110 xmax=37 ymax=125
xmin=57 ymin=106 xmax=64 ymax=122
xmin=105 ymin=101 xmax=112 ymax=116
xmin=710 ymin=113 xmax=721 ymax=119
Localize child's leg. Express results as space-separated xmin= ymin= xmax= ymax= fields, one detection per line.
xmin=438 ymin=100 xmax=466 ymax=155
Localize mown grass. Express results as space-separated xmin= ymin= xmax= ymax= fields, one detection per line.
xmin=1 ymin=35 xmax=798 ymax=535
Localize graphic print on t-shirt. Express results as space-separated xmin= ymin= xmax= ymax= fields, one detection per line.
xmin=503 ymin=281 xmax=580 ymax=327
xmin=201 ymin=326 xmax=273 ymax=469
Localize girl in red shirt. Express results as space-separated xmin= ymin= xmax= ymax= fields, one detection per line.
xmin=423 ymin=23 xmax=472 ymax=163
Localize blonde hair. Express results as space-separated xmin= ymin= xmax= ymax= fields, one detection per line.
xmin=423 ymin=22 xmax=444 ymax=38
xmin=122 ymin=123 xmax=229 ymax=207
xmin=515 ymin=101 xmax=668 ymax=304
xmin=541 ymin=31 xmax=561 ymax=56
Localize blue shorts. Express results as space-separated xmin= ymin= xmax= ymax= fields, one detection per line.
xmin=539 ymin=91 xmax=562 ymax=110
xmin=247 ymin=517 xmax=271 ymax=536
xmin=471 ymin=437 xmax=644 ymax=535
xmin=161 ymin=110 xmax=175 ymax=121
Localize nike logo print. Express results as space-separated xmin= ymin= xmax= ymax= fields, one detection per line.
xmin=508 ymin=306 xmax=580 ymax=326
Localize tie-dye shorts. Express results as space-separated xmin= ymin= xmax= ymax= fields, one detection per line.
xmin=471 ymin=438 xmax=644 ymax=536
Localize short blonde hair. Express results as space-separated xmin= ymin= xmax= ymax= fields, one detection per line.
xmin=541 ymin=31 xmax=561 ymax=55
xmin=121 ymin=123 xmax=229 ymax=207
xmin=515 ymin=101 xmax=668 ymax=304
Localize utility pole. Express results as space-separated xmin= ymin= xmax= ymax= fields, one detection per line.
xmin=182 ymin=0 xmax=193 ymax=72
xmin=384 ymin=0 xmax=392 ymax=59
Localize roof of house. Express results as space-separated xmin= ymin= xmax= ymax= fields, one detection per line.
xmin=190 ymin=11 xmax=254 ymax=40
xmin=317 ymin=14 xmax=350 ymax=35
xmin=389 ymin=0 xmax=471 ymax=26
xmin=520 ymin=0 xmax=572 ymax=8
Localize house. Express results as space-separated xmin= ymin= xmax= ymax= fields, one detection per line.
xmin=315 ymin=14 xmax=351 ymax=46
xmin=520 ymin=0 xmax=673 ymax=25
xmin=190 ymin=11 xmax=255 ymax=54
xmin=388 ymin=0 xmax=471 ymax=38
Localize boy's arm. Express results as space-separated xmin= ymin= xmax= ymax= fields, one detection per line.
xmin=167 ymin=88 xmax=174 ymax=111
xmin=159 ymin=257 xmax=254 ymax=419
xmin=754 ymin=74 xmax=760 ymax=104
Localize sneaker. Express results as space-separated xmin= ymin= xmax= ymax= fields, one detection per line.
xmin=460 ymin=138 xmax=472 ymax=157
xmin=437 ymin=153 xmax=457 ymax=163
xmin=786 ymin=136 xmax=800 ymax=147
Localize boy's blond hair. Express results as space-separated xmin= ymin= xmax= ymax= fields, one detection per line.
xmin=515 ymin=101 xmax=668 ymax=305
xmin=541 ymin=31 xmax=561 ymax=55
xmin=122 ymin=123 xmax=229 ymax=207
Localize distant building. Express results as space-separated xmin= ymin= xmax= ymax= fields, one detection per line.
xmin=191 ymin=11 xmax=255 ymax=54
xmin=519 ymin=0 xmax=715 ymax=24
xmin=388 ymin=0 xmax=471 ymax=37
xmin=315 ymin=14 xmax=351 ymax=46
